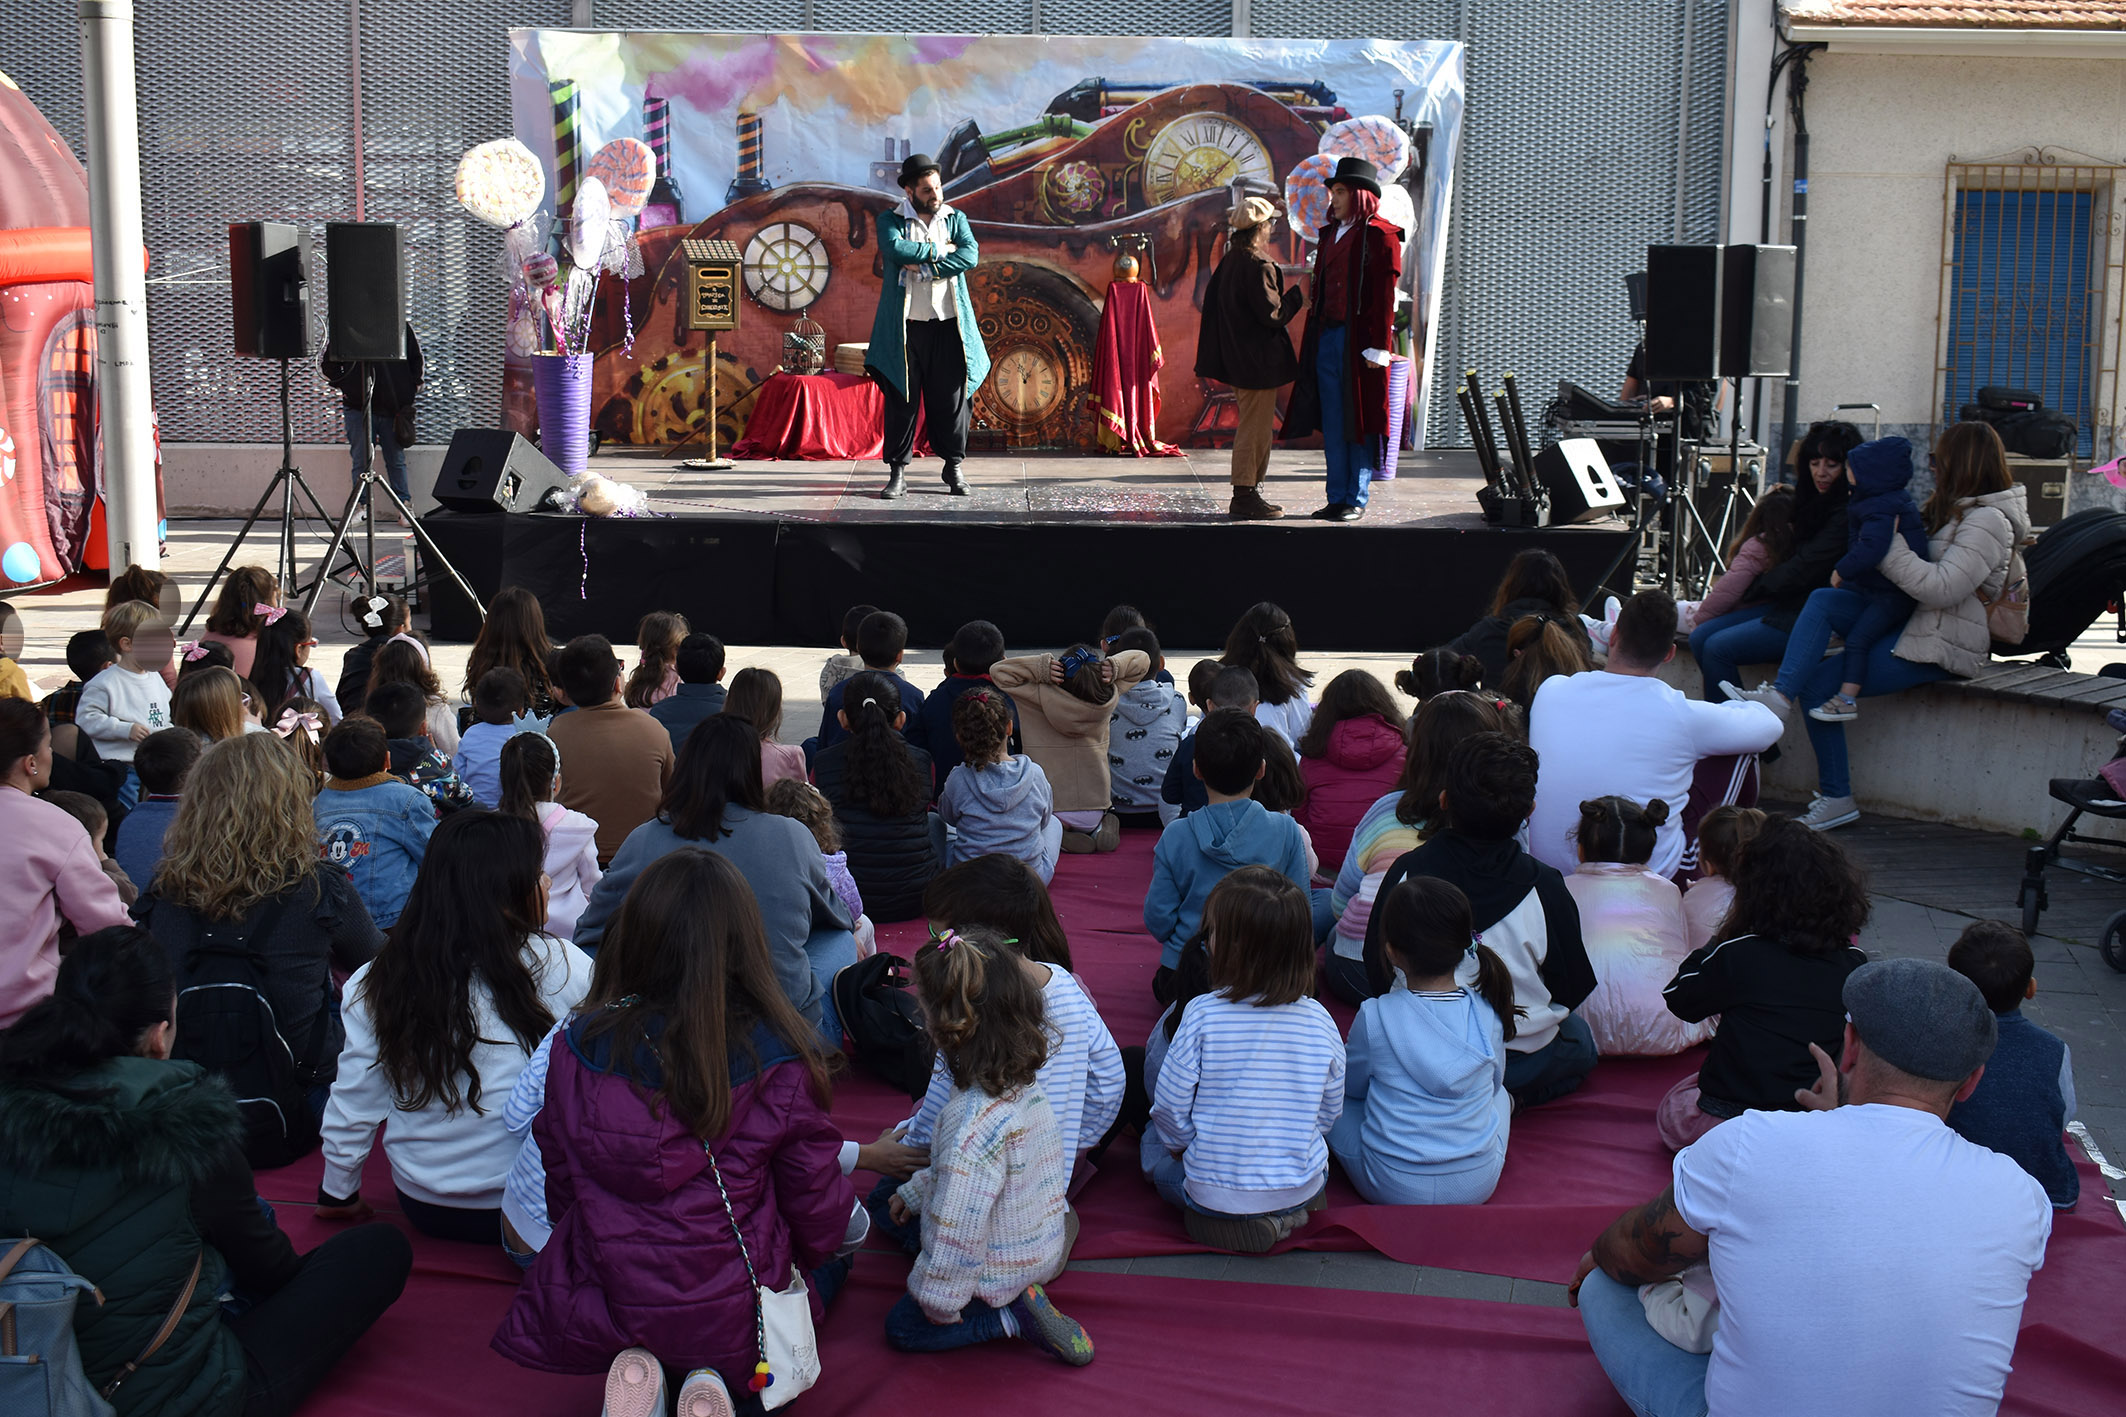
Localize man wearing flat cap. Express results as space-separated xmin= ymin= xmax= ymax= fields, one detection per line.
xmin=1571 ymin=957 xmax=2053 ymax=1417
xmin=866 ymin=152 xmax=991 ymax=500
xmin=1281 ymin=156 xmax=1403 ymax=523
xmin=1195 ymin=194 xmax=1304 ymax=520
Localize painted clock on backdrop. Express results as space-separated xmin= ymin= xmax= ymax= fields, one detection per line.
xmin=992 ymin=345 xmax=1062 ymax=423
xmin=1141 ymin=114 xmax=1272 ymax=205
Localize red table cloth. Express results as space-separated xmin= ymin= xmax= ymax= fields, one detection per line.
xmin=731 ymin=370 xmax=924 ymax=460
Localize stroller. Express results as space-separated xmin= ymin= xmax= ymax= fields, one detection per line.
xmin=2015 ymin=705 xmax=2126 ymax=972
xmin=2012 ymin=507 xmax=2126 ymax=665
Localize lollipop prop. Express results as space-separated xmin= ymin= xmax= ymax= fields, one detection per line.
xmin=1283 ymin=153 xmax=1337 ymax=243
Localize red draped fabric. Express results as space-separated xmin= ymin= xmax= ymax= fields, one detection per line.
xmin=1086 ymin=280 xmax=1180 ymax=457
xmin=730 ymin=371 xmax=925 ymax=460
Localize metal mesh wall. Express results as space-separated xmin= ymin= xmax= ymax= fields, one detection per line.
xmin=4 ymin=0 xmax=1726 ymax=447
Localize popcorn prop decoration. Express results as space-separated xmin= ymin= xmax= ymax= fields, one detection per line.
xmin=455 ymin=137 xmax=546 ymax=228
xmin=586 ymin=138 xmax=656 ymax=218
xmin=568 ymin=176 xmax=611 ymax=267
xmin=1283 ymin=153 xmax=1338 ymax=243
xmin=1319 ymin=116 xmax=1411 ymax=182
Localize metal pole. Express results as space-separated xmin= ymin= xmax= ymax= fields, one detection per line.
xmin=79 ymin=0 xmax=159 ymax=575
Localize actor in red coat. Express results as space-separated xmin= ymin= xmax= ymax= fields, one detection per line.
xmin=1283 ymin=158 xmax=1403 ymax=523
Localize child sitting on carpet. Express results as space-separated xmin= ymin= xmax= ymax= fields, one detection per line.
xmin=1293 ymin=668 xmax=1409 ymax=878
xmin=316 ymin=810 xmax=594 ymax=1243
xmin=1144 ymin=710 xmax=1310 ymax=1003
xmin=42 ymin=789 xmax=137 ymax=906
xmin=1567 ymin=796 xmax=1711 ymax=1057
xmin=725 ymin=666 xmax=808 ymax=787
xmin=1331 ymin=876 xmax=1517 ymax=1205
xmin=1946 ymin=920 xmax=2080 ymax=1210
xmin=42 ymin=628 xmax=113 ymax=725
xmin=493 ymin=850 xmax=860 ymax=1415
xmin=1162 ymin=664 xmax=1257 ymax=819
xmin=819 ymin=601 xmax=877 ymax=702
xmin=113 ymin=725 xmax=199 ymax=890
xmin=368 ymin=681 xmax=476 ymax=815
xmin=336 ymin=590 xmax=410 ymax=714
xmin=765 ymin=776 xmax=875 ymax=958
xmin=314 ymin=717 xmax=434 ymax=930
xmin=623 ymin=609 xmax=687 ymax=709
xmin=921 ymin=619 xmax=1019 ymax=788
xmin=494 ymin=732 xmax=601 ymax=941
xmin=818 ymin=610 xmax=927 ymax=754
xmin=1656 ymin=815 xmax=1869 ymax=1150
xmin=453 ymin=666 xmax=529 ymax=808
xmin=1220 ymin=601 xmax=1314 ymax=748
xmin=79 ymin=598 xmax=175 ymax=808
xmin=1146 ymin=867 xmax=1344 ymax=1253
xmin=991 ymin=641 xmax=1151 ymax=853
xmin=1106 ymin=627 xmax=1188 ymax=828
xmin=812 ymin=670 xmax=941 ymax=923
xmin=277 ymin=695 xmax=331 ymax=789
xmin=883 ymin=925 xmax=1094 ymax=1366
xmin=1682 ymin=805 xmax=1764 ymax=951
xmin=937 ymin=687 xmax=1062 ymax=882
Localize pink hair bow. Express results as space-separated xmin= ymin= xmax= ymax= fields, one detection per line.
xmin=181 ymin=641 xmax=211 ymax=662
xmin=274 ymin=707 xmax=322 ymax=738
xmin=255 ymin=603 xmax=287 ymax=626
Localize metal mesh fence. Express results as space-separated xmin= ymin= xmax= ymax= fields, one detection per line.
xmin=3 ymin=0 xmax=1725 ymax=447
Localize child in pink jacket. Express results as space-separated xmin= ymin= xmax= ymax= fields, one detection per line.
xmin=1294 ymin=670 xmax=1408 ymax=877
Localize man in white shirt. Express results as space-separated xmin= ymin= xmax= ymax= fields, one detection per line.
xmin=1569 ymin=958 xmax=2053 ymax=1417
xmin=865 ymin=153 xmax=991 ymax=500
xmin=1527 ymin=591 xmax=1781 ymax=878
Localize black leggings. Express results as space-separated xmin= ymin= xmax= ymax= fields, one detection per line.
xmin=233 ymin=1223 xmax=411 ymax=1417
xmin=394 ymin=1189 xmax=503 ymax=1246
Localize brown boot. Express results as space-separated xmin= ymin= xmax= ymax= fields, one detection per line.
xmin=1229 ymin=484 xmax=1282 ymax=520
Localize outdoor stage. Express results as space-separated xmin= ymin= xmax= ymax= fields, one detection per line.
xmin=421 ymin=447 xmax=1631 ymax=650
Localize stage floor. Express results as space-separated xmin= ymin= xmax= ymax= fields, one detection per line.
xmin=588 ymin=445 xmax=1510 ymax=528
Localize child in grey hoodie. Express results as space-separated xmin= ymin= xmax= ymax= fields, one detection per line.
xmin=1107 ymin=627 xmax=1188 ymax=827
xmin=937 ymin=687 xmax=1063 ymax=882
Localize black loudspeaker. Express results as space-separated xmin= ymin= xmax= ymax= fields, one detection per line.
xmin=1535 ymin=437 xmax=1627 ymax=525
xmin=228 ymin=222 xmax=311 ymax=358
xmin=432 ymin=429 xmax=570 ymax=514
xmin=324 ymin=222 xmax=407 ymax=361
xmin=1718 ymin=244 xmax=1796 ymax=378
xmin=1643 ymin=244 xmax=1721 ymax=382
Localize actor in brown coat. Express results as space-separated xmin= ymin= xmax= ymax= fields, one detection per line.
xmin=1196 ymin=196 xmax=1305 ymax=521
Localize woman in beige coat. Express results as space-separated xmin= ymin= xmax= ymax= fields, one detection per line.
xmin=990 ymin=646 xmax=1151 ymax=852
xmin=1782 ymin=422 xmax=2027 ymax=829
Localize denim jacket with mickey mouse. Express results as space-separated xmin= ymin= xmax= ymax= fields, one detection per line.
xmin=1109 ymin=680 xmax=1189 ymax=824
xmin=313 ymin=772 xmax=435 ymax=929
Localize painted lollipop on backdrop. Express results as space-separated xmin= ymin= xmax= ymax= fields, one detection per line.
xmin=455 ymin=137 xmax=546 ymax=228
xmin=1319 ymin=116 xmax=1411 ymax=183
xmin=585 ymin=138 xmax=655 ymax=219
xmin=1282 ymin=152 xmax=1338 ymax=243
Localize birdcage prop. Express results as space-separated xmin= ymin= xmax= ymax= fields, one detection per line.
xmin=781 ymin=315 xmax=826 ymax=375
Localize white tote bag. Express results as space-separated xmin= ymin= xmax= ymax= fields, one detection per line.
xmin=704 ymin=1146 xmax=820 ymax=1410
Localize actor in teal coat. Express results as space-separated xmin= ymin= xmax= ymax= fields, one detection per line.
xmin=865 ymin=152 xmax=991 ymax=500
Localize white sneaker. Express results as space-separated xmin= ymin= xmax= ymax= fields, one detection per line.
xmin=675 ymin=1368 xmax=735 ymax=1417
xmin=1720 ymin=680 xmax=1793 ymax=720
xmin=1807 ymin=695 xmax=1859 ymax=723
xmin=1796 ymin=794 xmax=1860 ymax=831
xmin=603 ymin=1348 xmax=667 ymax=1417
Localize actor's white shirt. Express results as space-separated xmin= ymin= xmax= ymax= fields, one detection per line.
xmin=897 ymin=198 xmax=958 ymax=323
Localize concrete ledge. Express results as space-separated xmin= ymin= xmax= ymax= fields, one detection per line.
xmin=1668 ymin=653 xmax=2126 ymax=841
xmin=162 ymin=442 xmax=444 ymax=517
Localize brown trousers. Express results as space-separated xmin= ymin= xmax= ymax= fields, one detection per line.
xmin=1230 ymin=386 xmax=1278 ymax=486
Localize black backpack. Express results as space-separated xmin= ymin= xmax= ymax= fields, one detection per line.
xmin=832 ymin=951 xmax=936 ymax=1100
xmin=170 ymin=897 xmax=324 ymax=1171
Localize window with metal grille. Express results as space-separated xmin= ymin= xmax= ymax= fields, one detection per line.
xmin=1937 ymin=157 xmax=2125 ymax=464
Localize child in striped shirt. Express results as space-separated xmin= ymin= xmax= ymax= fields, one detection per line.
xmin=884 ymin=927 xmax=1094 ymax=1365
xmin=1147 ymin=866 xmax=1346 ymax=1253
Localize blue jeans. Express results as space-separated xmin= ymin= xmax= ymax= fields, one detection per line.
xmin=1688 ymin=608 xmax=1791 ymax=703
xmin=1577 ymin=1270 xmax=1710 ymax=1417
xmin=1316 ymin=326 xmax=1376 ymax=510
xmin=864 ymin=1173 xmax=922 ymax=1256
xmin=1504 ymin=1012 xmax=1598 ymax=1108
xmin=1767 ymin=586 xmax=1912 ymax=699
xmin=884 ymin=1291 xmax=1014 ymax=1352
xmin=117 ymin=765 xmax=140 ymax=811
xmin=343 ymin=404 xmax=409 ymax=500
xmin=806 ymin=927 xmax=859 ymax=1047
xmin=1781 ymin=588 xmax=1947 ymax=798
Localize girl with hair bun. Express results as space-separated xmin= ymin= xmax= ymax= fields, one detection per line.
xmin=936 ymin=687 xmax=1062 ymax=882
xmin=1566 ymin=795 xmax=1710 ymax=1057
xmin=813 ymin=669 xmax=943 ymax=921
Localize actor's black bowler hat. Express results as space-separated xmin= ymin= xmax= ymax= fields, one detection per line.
xmin=898 ymin=152 xmax=942 ymax=186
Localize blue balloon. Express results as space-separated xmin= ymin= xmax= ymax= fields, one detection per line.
xmin=1 ymin=541 xmax=39 ymax=584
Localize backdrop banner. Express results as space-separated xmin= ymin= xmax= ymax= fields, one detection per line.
xmin=508 ymin=31 xmax=1462 ymax=454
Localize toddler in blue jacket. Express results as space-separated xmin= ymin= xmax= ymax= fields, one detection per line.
xmin=1946 ymin=920 xmax=2079 ymax=1210
xmin=314 ymin=715 xmax=434 ymax=929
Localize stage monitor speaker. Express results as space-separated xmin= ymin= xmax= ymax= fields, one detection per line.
xmin=1718 ymin=244 xmax=1796 ymax=378
xmin=1643 ymin=244 xmax=1721 ymax=382
xmin=228 ymin=222 xmax=311 ymax=358
xmin=432 ymin=429 xmax=570 ymax=514
xmin=1535 ymin=437 xmax=1627 ymax=525
xmin=324 ymin=222 xmax=407 ymax=361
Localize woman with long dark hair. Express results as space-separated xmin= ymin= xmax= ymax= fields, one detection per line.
xmin=462 ymin=584 xmax=556 ymax=715
xmin=0 ymin=927 xmax=411 ymax=1417
xmin=315 ymin=811 xmax=593 ymax=1243
xmin=1440 ymin=548 xmax=1591 ymax=688
xmin=575 ymin=714 xmax=856 ymax=1036
xmin=814 ymin=669 xmax=943 ymax=923
xmin=493 ymin=850 xmax=855 ymax=1415
xmin=1194 ymin=195 xmax=1303 ymax=521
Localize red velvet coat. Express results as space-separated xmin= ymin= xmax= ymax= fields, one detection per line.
xmin=1283 ymin=215 xmax=1404 ymax=441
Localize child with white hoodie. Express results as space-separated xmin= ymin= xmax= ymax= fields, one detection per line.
xmin=937 ymin=687 xmax=1063 ymax=883
xmin=1106 ymin=627 xmax=1189 ymax=826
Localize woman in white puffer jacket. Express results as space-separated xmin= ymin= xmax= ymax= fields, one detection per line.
xmin=1780 ymin=422 xmax=2028 ymax=829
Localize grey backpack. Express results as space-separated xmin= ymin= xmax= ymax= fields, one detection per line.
xmin=0 ymin=1237 xmax=114 ymax=1417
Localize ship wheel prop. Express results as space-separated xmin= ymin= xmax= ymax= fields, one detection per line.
xmin=969 ymin=263 xmax=1098 ymax=449
xmin=742 ymin=221 xmax=830 ymax=312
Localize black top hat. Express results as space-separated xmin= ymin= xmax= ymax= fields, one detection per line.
xmin=897 ymin=152 xmax=942 ymax=187
xmin=1327 ymin=156 xmax=1382 ymax=197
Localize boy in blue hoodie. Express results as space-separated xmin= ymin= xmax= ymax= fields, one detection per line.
xmin=1946 ymin=920 xmax=2079 ymax=1210
xmin=1144 ymin=709 xmax=1310 ymax=1003
xmin=314 ymin=715 xmax=435 ymax=929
